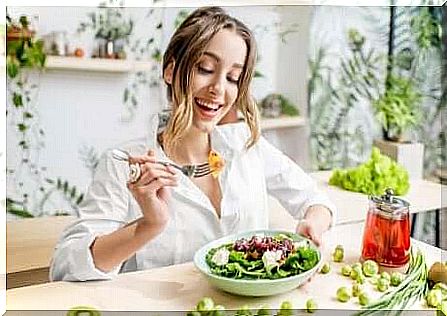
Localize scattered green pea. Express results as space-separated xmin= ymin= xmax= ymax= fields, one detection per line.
xmin=377 ymin=278 xmax=390 ymax=292
xmin=186 ymin=312 xmax=201 ymax=316
xmin=350 ymin=266 xmax=363 ymax=280
xmin=278 ymin=301 xmax=293 ymax=316
xmin=352 ymin=282 xmax=363 ymax=297
xmin=333 ymin=245 xmax=344 ymax=262
xmin=358 ymin=292 xmax=370 ymax=306
xmin=369 ymin=274 xmax=380 ymax=285
xmin=390 ymin=272 xmax=404 ymax=286
xmin=341 ymin=265 xmax=352 ymax=276
xmin=336 ymin=286 xmax=351 ymax=302
xmin=257 ymin=304 xmax=271 ymax=315
xmin=212 ymin=305 xmax=226 ymax=316
xmin=362 ymin=260 xmax=379 ymax=277
xmin=352 ymin=262 xmax=362 ymax=270
xmin=432 ymin=282 xmax=447 ymax=296
xmin=426 ymin=289 xmax=443 ymax=308
xmin=306 ymin=298 xmax=317 ymax=313
xmin=320 ymin=262 xmax=331 ymax=274
xmin=235 ymin=304 xmax=252 ymax=316
xmin=380 ymin=271 xmax=391 ymax=282
xmin=196 ymin=297 xmax=214 ymax=312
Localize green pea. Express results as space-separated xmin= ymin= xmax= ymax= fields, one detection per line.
xmin=362 ymin=260 xmax=379 ymax=277
xmin=196 ymin=297 xmax=215 ymax=312
xmin=333 ymin=245 xmax=344 ymax=262
xmin=336 ymin=287 xmax=351 ymax=302
xmin=377 ymin=278 xmax=390 ymax=292
xmin=306 ymin=298 xmax=317 ymax=313
xmin=320 ymin=262 xmax=331 ymax=274
xmin=66 ymin=306 xmax=101 ymax=316
xmin=257 ymin=304 xmax=272 ymax=315
xmin=380 ymin=271 xmax=391 ymax=282
xmin=278 ymin=301 xmax=293 ymax=316
xmin=350 ymin=266 xmax=363 ymax=280
xmin=341 ymin=265 xmax=352 ymax=276
xmin=352 ymin=282 xmax=363 ymax=297
xmin=235 ymin=304 xmax=252 ymax=316
xmin=211 ymin=305 xmax=226 ymax=316
xmin=358 ymin=292 xmax=370 ymax=306
xmin=390 ymin=272 xmax=404 ymax=286
xmin=426 ymin=289 xmax=443 ymax=308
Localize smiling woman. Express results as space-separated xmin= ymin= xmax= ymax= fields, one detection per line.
xmin=49 ymin=6 xmax=337 ymax=282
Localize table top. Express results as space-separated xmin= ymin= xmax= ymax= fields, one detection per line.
xmin=7 ymin=221 xmax=445 ymax=313
xmin=309 ymin=171 xmax=447 ymax=225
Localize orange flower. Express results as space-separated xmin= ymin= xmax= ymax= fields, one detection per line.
xmin=208 ymin=150 xmax=225 ymax=178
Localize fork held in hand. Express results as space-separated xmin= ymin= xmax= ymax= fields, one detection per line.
xmin=111 ymin=149 xmax=211 ymax=179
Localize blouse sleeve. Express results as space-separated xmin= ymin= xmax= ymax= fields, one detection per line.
xmin=259 ymin=137 xmax=337 ymax=227
xmin=49 ymin=150 xmax=133 ymax=281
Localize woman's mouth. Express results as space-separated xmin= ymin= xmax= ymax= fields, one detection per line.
xmin=194 ymin=97 xmax=224 ymax=119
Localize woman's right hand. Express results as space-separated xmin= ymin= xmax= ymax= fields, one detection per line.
xmin=126 ymin=149 xmax=178 ymax=234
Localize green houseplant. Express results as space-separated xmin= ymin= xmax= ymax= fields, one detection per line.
xmin=372 ymin=74 xmax=422 ymax=142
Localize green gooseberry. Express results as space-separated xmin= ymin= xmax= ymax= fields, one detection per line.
xmin=350 ymin=266 xmax=363 ymax=280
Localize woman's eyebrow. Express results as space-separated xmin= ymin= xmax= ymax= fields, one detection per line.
xmin=203 ymin=51 xmax=244 ymax=69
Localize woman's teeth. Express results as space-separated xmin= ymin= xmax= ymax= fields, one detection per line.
xmin=195 ymin=98 xmax=221 ymax=111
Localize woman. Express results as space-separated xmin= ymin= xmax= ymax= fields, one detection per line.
xmin=50 ymin=6 xmax=336 ymax=281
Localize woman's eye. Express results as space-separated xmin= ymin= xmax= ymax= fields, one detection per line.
xmin=198 ymin=66 xmax=213 ymax=74
xmin=227 ymin=76 xmax=239 ymax=84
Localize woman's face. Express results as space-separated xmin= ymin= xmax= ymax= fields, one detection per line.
xmin=190 ymin=29 xmax=247 ymax=133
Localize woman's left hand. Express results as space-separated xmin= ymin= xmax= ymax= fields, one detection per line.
xmin=296 ymin=219 xmax=325 ymax=247
xmin=296 ymin=205 xmax=333 ymax=247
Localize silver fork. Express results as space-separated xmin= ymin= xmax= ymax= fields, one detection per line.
xmin=111 ymin=149 xmax=211 ymax=178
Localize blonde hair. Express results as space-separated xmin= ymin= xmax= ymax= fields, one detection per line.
xmin=162 ymin=6 xmax=260 ymax=154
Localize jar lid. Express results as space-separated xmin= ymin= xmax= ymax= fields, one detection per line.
xmin=369 ymin=188 xmax=410 ymax=214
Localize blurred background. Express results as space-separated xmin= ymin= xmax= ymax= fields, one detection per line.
xmin=5 ymin=3 xmax=446 ymax=234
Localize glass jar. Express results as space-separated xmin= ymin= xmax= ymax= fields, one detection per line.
xmin=361 ymin=189 xmax=411 ymax=268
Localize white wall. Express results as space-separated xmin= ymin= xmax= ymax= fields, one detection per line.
xmin=6 ymin=6 xmax=311 ymax=217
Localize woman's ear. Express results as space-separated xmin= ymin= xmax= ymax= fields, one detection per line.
xmin=163 ymin=60 xmax=175 ymax=85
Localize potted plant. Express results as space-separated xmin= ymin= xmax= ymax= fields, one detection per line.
xmin=77 ymin=3 xmax=134 ymax=59
xmin=372 ymin=74 xmax=424 ymax=178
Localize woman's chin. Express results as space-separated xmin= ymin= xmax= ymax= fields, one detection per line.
xmin=193 ymin=120 xmax=218 ymax=134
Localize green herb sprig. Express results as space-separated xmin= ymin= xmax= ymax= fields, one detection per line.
xmin=356 ymin=249 xmax=428 ymax=315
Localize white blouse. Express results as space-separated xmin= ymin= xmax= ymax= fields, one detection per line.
xmin=50 ymin=115 xmax=337 ymax=281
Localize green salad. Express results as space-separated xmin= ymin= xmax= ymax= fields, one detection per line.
xmin=205 ymin=233 xmax=320 ymax=280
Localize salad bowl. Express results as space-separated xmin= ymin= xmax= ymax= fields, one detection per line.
xmin=193 ymin=230 xmax=322 ymax=297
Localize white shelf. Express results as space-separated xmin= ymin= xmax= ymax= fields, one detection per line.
xmin=260 ymin=116 xmax=306 ymax=131
xmin=45 ymin=56 xmax=152 ymax=73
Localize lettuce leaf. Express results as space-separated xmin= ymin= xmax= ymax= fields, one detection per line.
xmin=329 ymin=147 xmax=410 ymax=196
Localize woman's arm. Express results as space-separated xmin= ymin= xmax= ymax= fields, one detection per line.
xmin=259 ymin=137 xmax=337 ymax=243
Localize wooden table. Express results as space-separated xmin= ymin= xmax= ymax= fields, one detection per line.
xmin=6 ymin=221 xmax=445 ymax=313
xmin=309 ymin=171 xmax=447 ymax=225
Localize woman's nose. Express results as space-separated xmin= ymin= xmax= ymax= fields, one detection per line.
xmin=208 ymin=75 xmax=225 ymax=96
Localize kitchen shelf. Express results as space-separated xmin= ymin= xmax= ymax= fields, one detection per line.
xmin=45 ymin=56 xmax=152 ymax=73
xmin=260 ymin=116 xmax=306 ymax=131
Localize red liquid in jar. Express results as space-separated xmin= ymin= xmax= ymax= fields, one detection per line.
xmin=361 ymin=211 xmax=410 ymax=267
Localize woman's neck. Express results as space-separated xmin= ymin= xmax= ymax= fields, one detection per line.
xmin=164 ymin=127 xmax=210 ymax=164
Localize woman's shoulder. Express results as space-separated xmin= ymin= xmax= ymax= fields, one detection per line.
xmin=213 ymin=122 xmax=252 ymax=152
